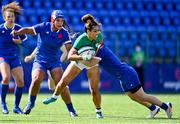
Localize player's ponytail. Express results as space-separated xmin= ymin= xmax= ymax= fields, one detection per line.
xmin=2 ymin=1 xmax=22 ymax=18
xmin=81 ymin=14 xmax=100 ymax=33
xmin=81 ymin=14 xmax=95 ymax=23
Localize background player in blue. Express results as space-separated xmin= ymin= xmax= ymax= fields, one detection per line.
xmin=0 ymin=2 xmax=27 ymax=114
xmin=11 ymin=10 xmax=77 ymax=117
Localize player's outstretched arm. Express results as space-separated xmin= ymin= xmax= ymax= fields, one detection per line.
xmin=11 ymin=27 xmax=35 ymax=36
xmin=24 ymin=47 xmax=37 ymax=62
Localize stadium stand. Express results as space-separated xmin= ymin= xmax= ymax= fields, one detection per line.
xmin=0 ymin=0 xmax=179 ymax=62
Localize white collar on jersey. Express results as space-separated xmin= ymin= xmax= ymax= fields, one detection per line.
xmin=4 ymin=23 xmax=15 ymax=30
xmin=51 ymin=23 xmax=63 ymax=33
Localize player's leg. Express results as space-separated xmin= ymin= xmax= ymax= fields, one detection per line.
xmin=0 ymin=61 xmax=11 ymax=114
xmin=11 ymin=66 xmax=24 ymax=114
xmin=87 ymin=66 xmax=103 ymax=119
xmin=43 ymin=62 xmax=81 ymax=105
xmin=23 ymin=62 xmax=46 ymax=114
xmin=47 ymin=70 xmax=56 ymax=91
xmin=50 ymin=67 xmax=77 ymax=117
xmin=120 ymin=65 xmax=161 ymax=118
xmin=127 ymin=87 xmax=172 ymax=118
xmin=126 ymin=89 xmax=160 ymax=118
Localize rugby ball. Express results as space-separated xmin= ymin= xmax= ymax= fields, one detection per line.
xmin=77 ymin=46 xmax=96 ymax=57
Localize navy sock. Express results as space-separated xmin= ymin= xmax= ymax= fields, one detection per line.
xmin=14 ymin=86 xmax=23 ymax=108
xmin=148 ymin=104 xmax=156 ymax=111
xmin=0 ymin=84 xmax=9 ymax=105
xmin=28 ymin=95 xmax=36 ymax=107
xmin=160 ymin=102 xmax=168 ymax=110
xmin=66 ymin=103 xmax=75 ymax=113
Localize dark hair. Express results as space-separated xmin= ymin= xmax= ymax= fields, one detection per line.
xmin=2 ymin=1 xmax=22 ymax=17
xmin=81 ymin=14 xmax=100 ymax=32
xmin=63 ymin=20 xmax=78 ymax=39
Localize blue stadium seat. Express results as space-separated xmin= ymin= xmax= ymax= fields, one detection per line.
xmin=170 ymin=33 xmax=178 ymax=41
xmin=129 ymin=32 xmax=138 ymax=41
xmin=168 ymin=49 xmax=176 ymax=58
xmin=149 ymin=32 xmax=159 ymax=40
xmin=126 ymin=2 xmax=134 ymax=10
xmin=144 ymin=1 xmax=155 ymax=10
xmin=159 ymin=48 xmax=166 ymax=58
xmin=44 ymin=0 xmax=51 ymax=8
xmin=165 ymin=3 xmax=173 ymax=11
xmin=36 ymin=9 xmax=46 ymax=16
xmin=65 ymin=1 xmax=72 ymax=9
xmin=115 ymin=2 xmax=123 ymax=10
xmin=29 ymin=16 xmax=37 ymax=24
xmin=33 ymin=1 xmax=41 ymax=8
xmin=139 ymin=32 xmax=148 ymax=41
xmin=112 ymin=17 xmax=120 ymax=26
xmin=53 ymin=1 xmax=62 ymax=8
xmin=160 ymin=32 xmax=169 ymax=41
xmin=75 ymin=2 xmax=83 ymax=9
xmin=155 ymin=40 xmax=164 ymax=48
xmin=104 ymin=1 xmax=113 ymax=10
xmin=102 ymin=18 xmax=110 ymax=25
xmin=155 ymin=2 xmax=163 ymax=11
xmin=119 ymin=32 xmax=128 ymax=40
xmin=123 ymin=17 xmax=131 ymax=25
xmin=95 ymin=1 xmax=103 ymax=9
xmin=22 ymin=1 xmax=31 ymax=8
xmin=18 ymin=16 xmax=26 ymax=25
xmin=85 ymin=1 xmax=93 ymax=9
xmin=119 ymin=47 xmax=126 ymax=57
xmin=172 ymin=18 xmax=179 ymax=26
xmin=135 ymin=2 xmax=144 ymax=10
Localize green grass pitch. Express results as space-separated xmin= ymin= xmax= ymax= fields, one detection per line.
xmin=0 ymin=94 xmax=180 ymax=124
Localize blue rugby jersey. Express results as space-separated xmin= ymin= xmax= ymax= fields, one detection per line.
xmin=96 ymin=44 xmax=141 ymax=92
xmin=0 ymin=23 xmax=27 ymax=58
xmin=33 ymin=22 xmax=71 ymax=63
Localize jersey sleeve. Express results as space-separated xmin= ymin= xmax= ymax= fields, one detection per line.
xmin=96 ymin=32 xmax=103 ymax=43
xmin=73 ymin=36 xmax=82 ymax=50
xmin=63 ymin=31 xmax=72 ymax=45
xmin=19 ymin=34 xmax=27 ymax=42
xmin=33 ymin=22 xmax=44 ymax=35
xmin=15 ymin=24 xmax=27 ymax=42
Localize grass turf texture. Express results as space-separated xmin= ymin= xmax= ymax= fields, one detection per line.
xmin=0 ymin=94 xmax=180 ymax=124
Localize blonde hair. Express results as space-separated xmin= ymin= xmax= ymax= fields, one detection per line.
xmin=2 ymin=1 xmax=22 ymax=18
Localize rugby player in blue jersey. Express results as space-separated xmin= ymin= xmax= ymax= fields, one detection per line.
xmin=11 ymin=10 xmax=77 ymax=117
xmin=0 ymin=2 xmax=27 ymax=114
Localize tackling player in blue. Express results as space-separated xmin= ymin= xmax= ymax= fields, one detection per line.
xmin=11 ymin=10 xmax=77 ymax=117
xmin=0 ymin=2 xmax=27 ymax=114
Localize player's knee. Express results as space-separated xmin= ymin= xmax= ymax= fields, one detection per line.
xmin=32 ymin=76 xmax=42 ymax=85
xmin=15 ymin=79 xmax=24 ymax=87
xmin=2 ymin=76 xmax=10 ymax=84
